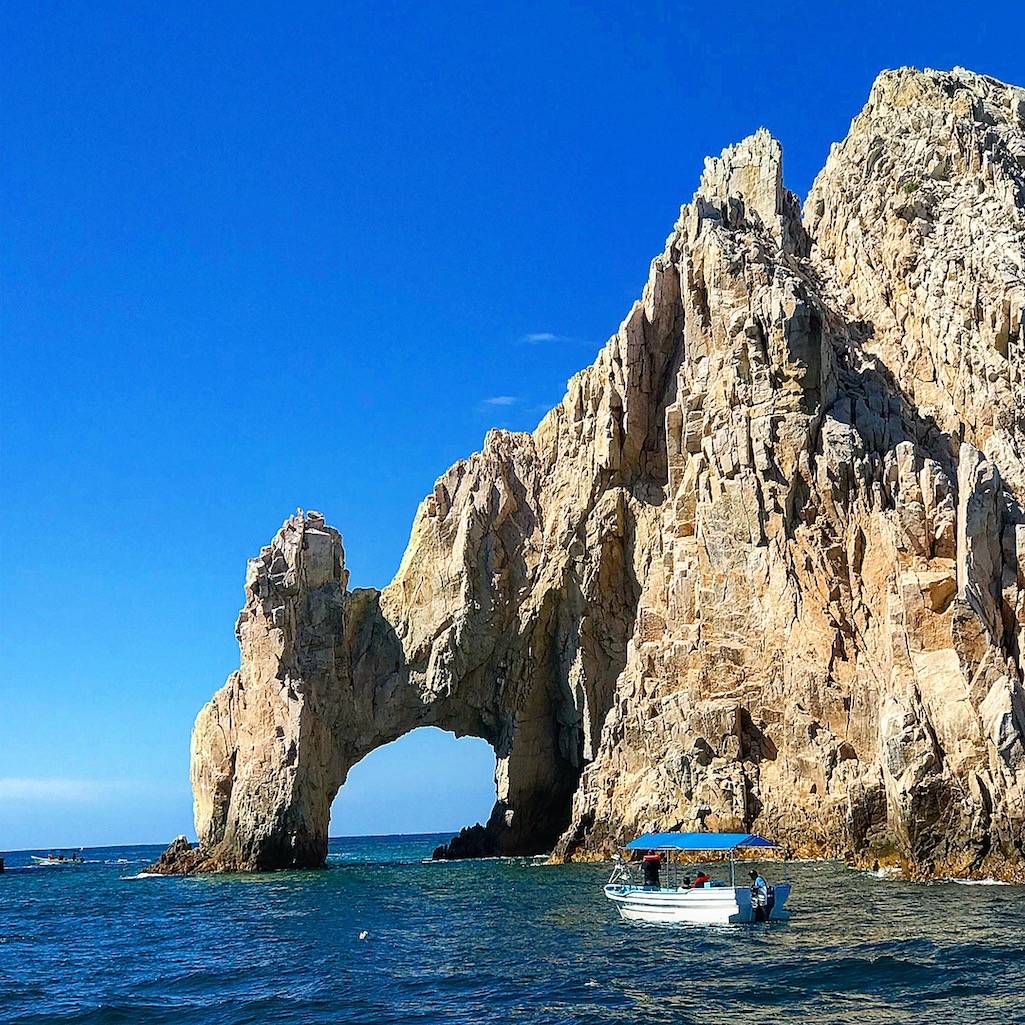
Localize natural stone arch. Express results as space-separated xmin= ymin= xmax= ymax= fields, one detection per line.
xmin=183 ymin=478 xmax=647 ymax=871
xmin=161 ymin=207 xmax=680 ymax=874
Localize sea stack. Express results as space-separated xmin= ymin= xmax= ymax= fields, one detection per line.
xmin=157 ymin=67 xmax=1025 ymax=880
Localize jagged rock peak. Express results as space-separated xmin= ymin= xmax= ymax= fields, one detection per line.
xmin=806 ymin=65 xmax=1025 ymax=492
xmin=156 ymin=67 xmax=1025 ymax=881
xmin=682 ymin=127 xmax=808 ymax=256
xmin=809 ymin=66 xmax=1025 ymax=228
xmin=865 ymin=66 xmax=1025 ymax=131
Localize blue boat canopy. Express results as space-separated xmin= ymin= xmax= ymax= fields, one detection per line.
xmin=624 ymin=832 xmax=777 ymax=851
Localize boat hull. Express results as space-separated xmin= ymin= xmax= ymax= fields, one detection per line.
xmin=604 ymin=883 xmax=791 ymax=925
xmin=31 ymin=856 xmax=84 ymax=867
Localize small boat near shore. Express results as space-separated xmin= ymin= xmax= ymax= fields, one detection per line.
xmin=31 ymin=849 xmax=85 ymax=867
xmin=604 ymin=832 xmax=791 ymax=925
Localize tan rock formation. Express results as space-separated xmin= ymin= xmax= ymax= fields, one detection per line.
xmin=159 ymin=67 xmax=1025 ymax=879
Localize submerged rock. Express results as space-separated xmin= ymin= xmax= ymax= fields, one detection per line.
xmin=163 ymin=67 xmax=1025 ymax=880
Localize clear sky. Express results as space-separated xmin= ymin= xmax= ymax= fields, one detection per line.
xmin=2 ymin=1 xmax=1022 ymax=852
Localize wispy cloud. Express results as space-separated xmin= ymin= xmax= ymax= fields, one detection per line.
xmin=483 ymin=396 xmax=518 ymax=406
xmin=0 ymin=777 xmax=178 ymax=803
xmin=519 ymin=331 xmax=597 ymax=347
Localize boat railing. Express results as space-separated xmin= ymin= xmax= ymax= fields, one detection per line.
xmin=606 ymin=855 xmax=633 ymax=888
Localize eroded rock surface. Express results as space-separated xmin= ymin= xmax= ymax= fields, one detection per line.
xmin=158 ymin=68 xmax=1025 ymax=879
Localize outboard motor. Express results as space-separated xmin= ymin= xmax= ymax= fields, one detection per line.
xmin=752 ymin=892 xmax=767 ymax=922
xmin=749 ymin=869 xmax=771 ymax=921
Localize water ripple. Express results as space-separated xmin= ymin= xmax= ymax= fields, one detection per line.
xmin=2 ymin=838 xmax=1024 ymax=1025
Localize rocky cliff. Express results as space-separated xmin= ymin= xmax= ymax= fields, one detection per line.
xmin=154 ymin=67 xmax=1025 ymax=879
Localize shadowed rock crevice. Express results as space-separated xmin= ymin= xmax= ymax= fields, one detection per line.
xmin=154 ymin=67 xmax=1025 ymax=880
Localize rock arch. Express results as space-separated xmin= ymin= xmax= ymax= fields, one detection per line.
xmin=175 ymin=229 xmax=679 ymax=873
xmin=183 ymin=478 xmax=649 ymax=871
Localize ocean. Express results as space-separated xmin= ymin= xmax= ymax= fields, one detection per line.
xmin=1 ymin=834 xmax=1023 ymax=1025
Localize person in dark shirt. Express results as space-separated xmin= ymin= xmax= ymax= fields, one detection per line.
xmin=641 ymin=852 xmax=662 ymax=889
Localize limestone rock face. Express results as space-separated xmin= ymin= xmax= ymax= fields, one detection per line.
xmin=168 ymin=67 xmax=1025 ymax=879
xmin=188 ymin=512 xmax=353 ymax=870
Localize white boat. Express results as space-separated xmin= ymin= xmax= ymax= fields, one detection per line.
xmin=31 ymin=849 xmax=85 ymax=866
xmin=604 ymin=832 xmax=791 ymax=925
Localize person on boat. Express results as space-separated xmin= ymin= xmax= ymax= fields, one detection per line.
xmin=749 ymin=869 xmax=769 ymax=920
xmin=641 ymin=852 xmax=661 ymax=890
xmin=693 ymin=872 xmax=711 ymax=887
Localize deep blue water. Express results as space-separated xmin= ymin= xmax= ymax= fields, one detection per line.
xmin=2 ymin=835 xmax=1024 ymax=1024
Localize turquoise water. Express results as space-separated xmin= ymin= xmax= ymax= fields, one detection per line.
xmin=2 ymin=835 xmax=1023 ymax=1024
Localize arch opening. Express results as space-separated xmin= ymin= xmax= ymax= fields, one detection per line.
xmin=329 ymin=727 xmax=496 ymax=841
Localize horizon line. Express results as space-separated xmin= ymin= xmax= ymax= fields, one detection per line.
xmin=0 ymin=828 xmax=475 ymax=856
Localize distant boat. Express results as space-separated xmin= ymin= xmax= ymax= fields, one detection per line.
xmin=603 ymin=832 xmax=791 ymax=924
xmin=31 ymin=849 xmax=85 ymax=866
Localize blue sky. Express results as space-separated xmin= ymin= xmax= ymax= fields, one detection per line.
xmin=2 ymin=1 xmax=1022 ymax=852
